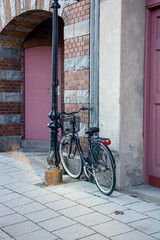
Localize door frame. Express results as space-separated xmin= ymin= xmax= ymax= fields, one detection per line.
xmin=144 ymin=0 xmax=160 ymax=184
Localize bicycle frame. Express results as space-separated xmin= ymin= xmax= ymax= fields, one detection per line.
xmin=69 ymin=119 xmax=96 ymax=176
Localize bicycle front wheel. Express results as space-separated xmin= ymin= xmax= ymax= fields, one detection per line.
xmin=91 ymin=141 xmax=116 ymax=195
xmin=59 ymin=135 xmax=83 ymax=178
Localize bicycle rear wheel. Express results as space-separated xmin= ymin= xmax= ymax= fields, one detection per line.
xmin=59 ymin=135 xmax=83 ymax=178
xmin=91 ymin=141 xmax=116 ymax=195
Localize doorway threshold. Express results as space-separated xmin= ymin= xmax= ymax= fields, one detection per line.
xmin=123 ymin=184 xmax=160 ymax=204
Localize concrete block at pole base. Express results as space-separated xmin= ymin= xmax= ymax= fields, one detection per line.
xmin=45 ymin=168 xmax=62 ymax=185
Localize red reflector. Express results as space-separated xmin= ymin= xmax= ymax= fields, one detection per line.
xmin=103 ymin=140 xmax=111 ymax=146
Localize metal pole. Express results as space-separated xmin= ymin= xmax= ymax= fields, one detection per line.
xmin=47 ymin=0 xmax=60 ymax=169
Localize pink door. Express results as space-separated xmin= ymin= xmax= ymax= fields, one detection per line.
xmin=148 ymin=8 xmax=160 ymax=187
xmin=25 ymin=46 xmax=61 ymax=140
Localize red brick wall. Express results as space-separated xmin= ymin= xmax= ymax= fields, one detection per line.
xmin=63 ymin=0 xmax=90 ymax=152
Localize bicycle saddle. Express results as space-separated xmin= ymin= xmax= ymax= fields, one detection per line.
xmin=85 ymin=127 xmax=99 ymax=135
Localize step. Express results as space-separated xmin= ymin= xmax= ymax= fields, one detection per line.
xmin=22 ymin=140 xmax=50 ymax=152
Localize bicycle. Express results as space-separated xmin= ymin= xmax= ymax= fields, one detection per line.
xmin=59 ymin=107 xmax=116 ymax=196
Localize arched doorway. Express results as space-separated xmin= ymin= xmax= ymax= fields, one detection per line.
xmin=0 ymin=9 xmax=64 ymax=150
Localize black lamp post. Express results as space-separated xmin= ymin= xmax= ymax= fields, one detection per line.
xmin=47 ymin=0 xmax=61 ymax=170
xmin=46 ymin=0 xmax=80 ymax=184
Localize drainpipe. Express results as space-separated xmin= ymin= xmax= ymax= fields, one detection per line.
xmin=90 ymin=0 xmax=100 ymax=127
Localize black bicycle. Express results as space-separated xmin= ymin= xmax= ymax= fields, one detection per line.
xmin=59 ymin=107 xmax=116 ymax=196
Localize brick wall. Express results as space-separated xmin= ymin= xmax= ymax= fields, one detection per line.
xmin=0 ymin=0 xmax=90 ymax=151
xmin=63 ymin=0 xmax=90 ymax=152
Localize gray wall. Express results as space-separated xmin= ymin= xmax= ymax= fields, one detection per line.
xmin=117 ymin=0 xmax=146 ymax=188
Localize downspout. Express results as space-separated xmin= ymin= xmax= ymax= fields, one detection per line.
xmin=90 ymin=0 xmax=99 ymax=127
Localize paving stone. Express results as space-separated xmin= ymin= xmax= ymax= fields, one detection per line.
xmin=91 ymin=220 xmax=133 ymax=238
xmin=53 ymin=223 xmax=94 ymax=240
xmin=65 ymin=181 xmax=93 ymax=189
xmin=125 ymin=201 xmax=160 ymax=213
xmin=2 ymin=220 xmax=41 ymax=237
xmin=129 ymin=218 xmax=160 ymax=234
xmin=145 ymin=209 xmax=160 ymax=221
xmin=0 ymin=188 xmax=13 ymax=196
xmin=81 ymin=234 xmax=109 ymax=240
xmin=0 ymin=168 xmax=19 ymax=175
xmin=64 ymin=191 xmax=93 ymax=201
xmin=76 ymin=195 xmax=108 ymax=207
xmin=109 ymin=209 xmax=148 ymax=223
xmin=25 ymin=208 xmax=60 ymax=223
xmin=93 ymin=190 xmax=122 ymax=199
xmin=23 ymin=188 xmax=51 ymax=198
xmin=46 ymin=199 xmax=78 ymax=211
xmin=1 ymin=176 xmax=20 ymax=185
xmin=0 ymin=205 xmax=15 ymax=217
xmin=76 ymin=212 xmax=111 ymax=227
xmin=77 ymin=184 xmax=98 ymax=194
xmin=34 ymin=193 xmax=63 ymax=204
xmin=4 ymin=196 xmax=33 ymax=208
xmin=38 ymin=215 xmax=76 ymax=231
xmin=23 ymin=175 xmax=42 ymax=183
xmin=12 ymin=185 xmax=39 ymax=194
xmin=15 ymin=229 xmax=57 ymax=240
xmin=6 ymin=181 xmax=32 ymax=189
xmin=0 ymin=192 xmax=21 ymax=203
xmin=50 ymin=185 xmax=79 ymax=195
xmin=5 ymin=170 xmax=27 ymax=178
xmin=0 ymin=213 xmax=27 ymax=227
xmin=151 ymin=232 xmax=160 ymax=239
xmin=111 ymin=230 xmax=156 ymax=240
xmin=0 ymin=203 xmax=4 ymax=208
xmin=59 ymin=205 xmax=94 ymax=218
xmin=0 ymin=229 xmax=13 ymax=240
xmin=109 ymin=194 xmax=141 ymax=205
xmin=92 ymin=202 xmax=127 ymax=215
xmin=13 ymin=202 xmax=46 ymax=215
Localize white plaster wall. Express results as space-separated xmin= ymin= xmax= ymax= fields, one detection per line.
xmin=99 ymin=0 xmax=121 ymax=152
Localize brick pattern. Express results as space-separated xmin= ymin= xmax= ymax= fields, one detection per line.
xmin=63 ymin=0 xmax=90 ymax=147
xmin=64 ymin=35 xmax=90 ymax=59
xmin=0 ymin=81 xmax=21 ymax=93
xmin=0 ymin=124 xmax=21 ymax=136
xmin=0 ymin=103 xmax=21 ymax=115
xmin=0 ymin=57 xmax=21 ymax=71
xmin=64 ymin=70 xmax=89 ymax=90
xmin=64 ymin=0 xmax=90 ymax=25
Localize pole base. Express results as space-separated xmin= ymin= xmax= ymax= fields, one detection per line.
xmin=45 ymin=168 xmax=62 ymax=185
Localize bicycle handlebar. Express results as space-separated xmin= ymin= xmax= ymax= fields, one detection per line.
xmin=60 ymin=107 xmax=93 ymax=116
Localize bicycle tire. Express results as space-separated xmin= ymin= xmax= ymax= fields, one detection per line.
xmin=59 ymin=135 xmax=83 ymax=178
xmin=91 ymin=141 xmax=116 ymax=195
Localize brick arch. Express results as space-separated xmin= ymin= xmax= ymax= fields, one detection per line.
xmin=0 ymin=0 xmax=78 ymax=32
xmin=0 ymin=10 xmax=52 ymax=48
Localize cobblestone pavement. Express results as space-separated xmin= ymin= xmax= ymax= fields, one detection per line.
xmin=0 ymin=152 xmax=160 ymax=240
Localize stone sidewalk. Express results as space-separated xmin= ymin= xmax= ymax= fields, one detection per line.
xmin=0 ymin=152 xmax=160 ymax=240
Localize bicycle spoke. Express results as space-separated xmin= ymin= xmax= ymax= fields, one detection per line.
xmin=92 ymin=142 xmax=116 ymax=195
xmin=59 ymin=135 xmax=83 ymax=178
